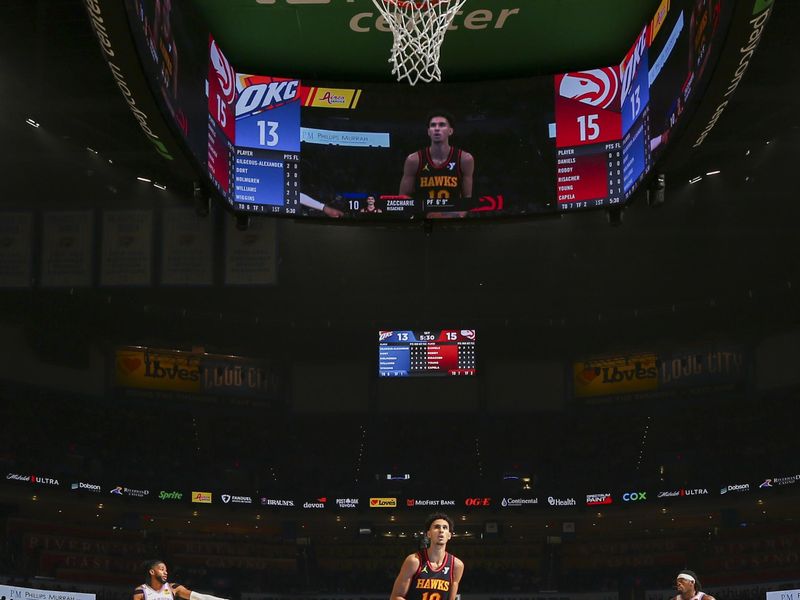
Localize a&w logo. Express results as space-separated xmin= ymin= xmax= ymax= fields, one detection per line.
xmin=236 ymin=77 xmax=300 ymax=119
xmin=559 ymin=68 xmax=619 ymax=109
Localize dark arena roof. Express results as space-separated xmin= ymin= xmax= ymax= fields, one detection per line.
xmin=1 ymin=1 xmax=800 ymax=600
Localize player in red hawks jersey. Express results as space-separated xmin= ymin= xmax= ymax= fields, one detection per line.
xmin=390 ymin=513 xmax=465 ymax=600
xmin=399 ymin=111 xmax=475 ymax=217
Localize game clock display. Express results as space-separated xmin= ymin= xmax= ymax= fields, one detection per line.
xmin=378 ymin=330 xmax=476 ymax=377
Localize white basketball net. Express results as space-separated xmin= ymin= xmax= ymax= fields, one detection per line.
xmin=370 ymin=0 xmax=468 ymax=85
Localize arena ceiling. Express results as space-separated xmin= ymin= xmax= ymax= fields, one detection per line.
xmin=0 ymin=0 xmax=799 ymax=359
xmin=189 ymin=0 xmax=661 ymax=81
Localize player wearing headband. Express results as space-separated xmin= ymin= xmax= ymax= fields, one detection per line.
xmin=134 ymin=560 xmax=229 ymax=600
xmin=675 ymin=570 xmax=715 ymax=600
xmin=390 ymin=513 xmax=464 ymax=600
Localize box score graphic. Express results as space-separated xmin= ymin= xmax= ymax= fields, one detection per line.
xmin=379 ymin=330 xmax=476 ymax=377
xmin=207 ymin=35 xmax=301 ymax=211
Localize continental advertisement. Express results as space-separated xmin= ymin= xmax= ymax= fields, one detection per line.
xmin=572 ymin=345 xmax=746 ymax=400
xmin=113 ymin=346 xmax=278 ymax=402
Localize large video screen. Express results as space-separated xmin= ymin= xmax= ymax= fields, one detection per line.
xmin=378 ymin=330 xmax=476 ymax=377
xmin=125 ymin=0 xmax=727 ymax=220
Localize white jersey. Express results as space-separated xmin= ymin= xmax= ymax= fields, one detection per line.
xmin=675 ymin=593 xmax=705 ymax=600
xmin=141 ymin=584 xmax=175 ymax=600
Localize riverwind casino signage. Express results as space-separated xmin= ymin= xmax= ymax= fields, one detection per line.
xmin=572 ymin=345 xmax=747 ymax=401
xmin=113 ymin=346 xmax=279 ymax=406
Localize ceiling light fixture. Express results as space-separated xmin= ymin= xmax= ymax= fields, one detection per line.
xmin=705 ymin=170 xmax=721 ymax=176
xmin=137 ymin=176 xmax=152 ymax=183
xmin=689 ymin=177 xmax=702 ymax=184
xmin=26 ymin=118 xmax=40 ymax=128
xmin=153 ymin=182 xmax=167 ymax=190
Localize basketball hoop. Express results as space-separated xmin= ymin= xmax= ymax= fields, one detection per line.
xmin=370 ymin=0 xmax=468 ymax=85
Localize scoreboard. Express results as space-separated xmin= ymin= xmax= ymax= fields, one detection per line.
xmin=378 ymin=330 xmax=476 ymax=377
xmin=126 ymin=0 xmax=732 ymax=220
xmin=554 ymin=25 xmax=653 ymax=210
xmin=207 ymin=38 xmax=302 ymax=214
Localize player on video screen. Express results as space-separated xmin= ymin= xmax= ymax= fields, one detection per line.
xmin=399 ymin=111 xmax=475 ymax=216
xmin=390 ymin=513 xmax=464 ymax=600
xmin=359 ymin=195 xmax=382 ymax=214
xmin=151 ymin=0 xmax=179 ymax=107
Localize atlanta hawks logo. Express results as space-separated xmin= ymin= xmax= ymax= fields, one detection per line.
xmin=559 ymin=67 xmax=619 ymax=109
xmin=210 ymin=38 xmax=236 ymax=104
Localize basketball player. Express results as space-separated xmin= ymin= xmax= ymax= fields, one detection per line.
xmin=390 ymin=513 xmax=464 ymax=600
xmin=133 ymin=560 xmax=228 ymax=600
xmin=151 ymin=0 xmax=179 ymax=107
xmin=675 ymin=570 xmax=715 ymax=600
xmin=399 ymin=111 xmax=475 ymax=216
xmin=359 ymin=195 xmax=383 ymax=214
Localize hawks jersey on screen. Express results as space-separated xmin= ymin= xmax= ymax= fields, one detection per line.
xmin=416 ymin=147 xmax=463 ymax=209
xmin=408 ymin=551 xmax=455 ymax=600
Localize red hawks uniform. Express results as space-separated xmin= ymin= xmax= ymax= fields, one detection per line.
xmin=407 ymin=550 xmax=457 ymax=600
xmin=415 ymin=146 xmax=464 ymax=211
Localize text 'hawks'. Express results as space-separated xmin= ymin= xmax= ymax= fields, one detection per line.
xmin=416 ymin=579 xmax=450 ymax=591
xmin=419 ymin=176 xmax=458 ymax=188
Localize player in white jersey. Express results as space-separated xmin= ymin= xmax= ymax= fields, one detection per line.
xmin=134 ymin=560 xmax=228 ymax=600
xmin=675 ymin=570 xmax=715 ymax=600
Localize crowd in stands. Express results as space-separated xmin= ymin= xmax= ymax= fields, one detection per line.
xmin=2 ymin=382 xmax=800 ymax=600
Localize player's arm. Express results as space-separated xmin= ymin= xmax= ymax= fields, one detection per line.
xmin=449 ymin=557 xmax=465 ymax=600
xmin=399 ymin=153 xmax=420 ymax=196
xmin=299 ymin=192 xmax=343 ymax=218
xmin=133 ymin=587 xmax=145 ymax=600
xmin=390 ymin=553 xmax=420 ymax=600
xmin=173 ymin=586 xmax=228 ymax=600
xmin=460 ymin=151 xmax=475 ymax=199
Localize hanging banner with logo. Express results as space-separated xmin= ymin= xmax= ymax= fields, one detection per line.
xmin=572 ymin=345 xmax=747 ymax=400
xmin=40 ymin=211 xmax=94 ymax=288
xmin=573 ymin=353 xmax=659 ymax=398
xmin=161 ymin=208 xmax=214 ymax=285
xmin=100 ymin=210 xmax=153 ymax=286
xmin=113 ymin=346 xmax=279 ymax=403
xmin=0 ymin=212 xmax=33 ymax=288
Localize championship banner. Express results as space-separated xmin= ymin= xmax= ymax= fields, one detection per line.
xmin=100 ymin=210 xmax=153 ymax=286
xmin=0 ymin=584 xmax=95 ymax=600
xmin=40 ymin=211 xmax=94 ymax=288
xmin=573 ymin=353 xmax=659 ymax=398
xmin=0 ymin=212 xmax=33 ymax=288
xmin=160 ymin=208 xmax=214 ymax=286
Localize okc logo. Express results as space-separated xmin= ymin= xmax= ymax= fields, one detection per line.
xmin=559 ymin=68 xmax=619 ymax=109
xmin=210 ymin=39 xmax=236 ymax=104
